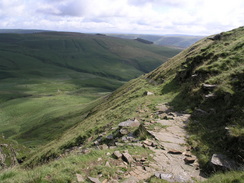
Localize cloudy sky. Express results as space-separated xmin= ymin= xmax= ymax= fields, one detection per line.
xmin=0 ymin=0 xmax=243 ymax=35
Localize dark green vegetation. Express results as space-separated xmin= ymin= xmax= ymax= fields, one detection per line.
xmin=0 ymin=32 xmax=181 ymax=147
xmin=0 ymin=27 xmax=243 ymax=182
xmin=108 ymin=33 xmax=203 ymax=48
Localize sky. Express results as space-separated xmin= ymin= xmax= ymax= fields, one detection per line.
xmin=0 ymin=0 xmax=243 ymax=35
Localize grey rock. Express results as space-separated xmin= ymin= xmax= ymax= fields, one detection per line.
xmin=184 ymin=157 xmax=196 ymax=164
xmin=120 ymin=128 xmax=129 ymax=135
xmin=122 ymin=152 xmax=134 ymax=164
xmin=168 ymin=149 xmax=183 ymax=154
xmin=205 ymin=93 xmax=217 ymax=99
xmin=155 ymin=172 xmax=173 ymax=182
xmin=146 ymin=91 xmax=154 ymax=96
xmin=76 ymin=173 xmax=85 ymax=182
xmin=87 ymin=177 xmax=101 ymax=183
xmin=106 ymin=134 xmax=114 ymax=140
xmin=118 ymin=119 xmax=140 ymax=128
xmin=115 ymin=142 xmax=124 ymax=146
xmin=113 ymin=151 xmax=122 ymax=159
xmin=143 ymin=140 xmax=153 ymax=146
xmin=202 ymin=83 xmax=217 ymax=91
xmin=99 ymin=144 xmax=108 ymax=150
xmin=210 ymin=154 xmax=238 ymax=171
xmin=105 ymin=161 xmax=111 ymax=167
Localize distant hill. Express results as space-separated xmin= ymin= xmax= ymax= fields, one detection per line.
xmin=108 ymin=33 xmax=204 ymax=48
xmin=0 ymin=31 xmax=181 ymax=147
xmin=0 ymin=29 xmax=53 ymax=34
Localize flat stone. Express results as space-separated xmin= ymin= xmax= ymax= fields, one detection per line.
xmin=155 ymin=172 xmax=173 ymax=182
xmin=122 ymin=152 xmax=134 ymax=164
xmin=143 ymin=140 xmax=153 ymax=146
xmin=202 ymin=83 xmax=217 ymax=90
xmin=88 ymin=177 xmax=101 ymax=183
xmin=118 ymin=119 xmax=140 ymax=128
xmin=109 ymin=146 xmax=116 ymax=149
xmin=168 ymin=149 xmax=183 ymax=154
xmin=122 ymin=176 xmax=139 ymax=183
xmin=184 ymin=157 xmax=196 ymax=164
xmin=76 ymin=173 xmax=85 ymax=182
xmin=113 ymin=151 xmax=122 ymax=159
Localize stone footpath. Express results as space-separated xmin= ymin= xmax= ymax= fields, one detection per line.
xmin=123 ymin=104 xmax=205 ymax=182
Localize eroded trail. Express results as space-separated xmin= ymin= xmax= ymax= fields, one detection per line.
xmin=127 ymin=104 xmax=205 ymax=182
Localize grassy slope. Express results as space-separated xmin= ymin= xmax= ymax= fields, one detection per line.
xmin=0 ymin=27 xmax=243 ymax=182
xmin=0 ymin=32 xmax=181 ymax=147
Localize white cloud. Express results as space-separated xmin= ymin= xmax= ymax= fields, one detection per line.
xmin=0 ymin=0 xmax=243 ymax=35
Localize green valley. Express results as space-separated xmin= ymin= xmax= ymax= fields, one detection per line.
xmin=0 ymin=32 xmax=181 ymax=147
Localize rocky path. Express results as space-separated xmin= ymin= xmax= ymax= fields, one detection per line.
xmin=125 ymin=104 xmax=205 ymax=182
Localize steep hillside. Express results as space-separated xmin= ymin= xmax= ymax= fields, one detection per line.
xmin=0 ymin=27 xmax=243 ymax=182
xmin=0 ymin=32 xmax=181 ymax=147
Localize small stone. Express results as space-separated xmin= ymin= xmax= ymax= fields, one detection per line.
xmin=120 ymin=128 xmax=129 ymax=135
xmin=146 ymin=91 xmax=154 ymax=96
xmin=88 ymin=177 xmax=101 ymax=183
xmin=97 ymin=157 xmax=102 ymax=161
xmin=184 ymin=157 xmax=196 ymax=164
xmin=100 ymin=144 xmax=108 ymax=150
xmin=106 ymin=135 xmax=114 ymax=140
xmin=113 ymin=151 xmax=122 ymax=159
xmin=105 ymin=161 xmax=111 ymax=167
xmin=122 ymin=152 xmax=134 ymax=164
xmin=184 ymin=152 xmax=192 ymax=157
xmin=155 ymin=172 xmax=173 ymax=182
xmin=76 ymin=173 xmax=85 ymax=182
xmin=202 ymin=83 xmax=217 ymax=90
xmin=106 ymin=152 xmax=111 ymax=156
xmin=109 ymin=146 xmax=116 ymax=149
xmin=168 ymin=149 xmax=183 ymax=154
xmin=115 ymin=142 xmax=124 ymax=146
xmin=143 ymin=140 xmax=153 ymax=146
xmin=123 ymin=150 xmax=129 ymax=153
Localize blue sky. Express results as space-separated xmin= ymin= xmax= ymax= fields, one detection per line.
xmin=0 ymin=0 xmax=243 ymax=35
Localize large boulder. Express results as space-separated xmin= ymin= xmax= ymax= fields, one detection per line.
xmin=209 ymin=154 xmax=239 ymax=172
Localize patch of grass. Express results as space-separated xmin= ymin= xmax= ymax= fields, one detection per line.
xmin=0 ymin=146 xmax=152 ymax=183
xmin=203 ymin=171 xmax=244 ymax=183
